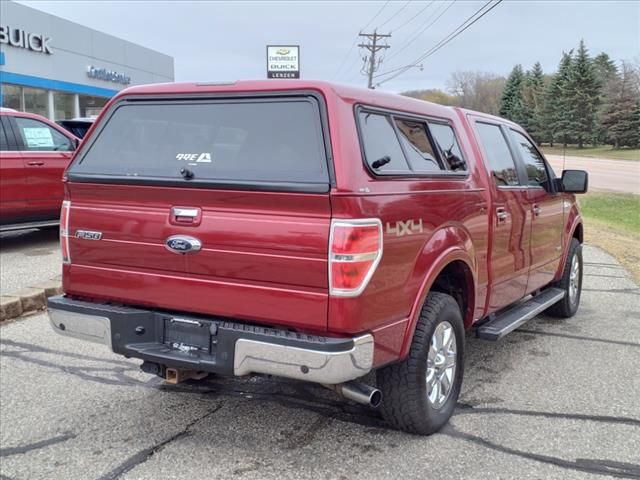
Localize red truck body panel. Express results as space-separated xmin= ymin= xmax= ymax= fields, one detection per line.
xmin=59 ymin=80 xmax=581 ymax=368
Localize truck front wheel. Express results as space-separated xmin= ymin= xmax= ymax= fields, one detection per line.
xmin=377 ymin=292 xmax=464 ymax=435
xmin=547 ymin=238 xmax=583 ymax=318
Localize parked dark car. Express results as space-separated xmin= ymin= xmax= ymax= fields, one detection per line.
xmin=57 ymin=117 xmax=95 ymax=139
xmin=47 ymin=80 xmax=588 ymax=434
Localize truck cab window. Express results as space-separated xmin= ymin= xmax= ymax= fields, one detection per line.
xmin=475 ymin=122 xmax=520 ymax=187
xmin=511 ymin=130 xmax=549 ymax=188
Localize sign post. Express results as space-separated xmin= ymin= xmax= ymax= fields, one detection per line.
xmin=266 ymin=45 xmax=300 ymax=79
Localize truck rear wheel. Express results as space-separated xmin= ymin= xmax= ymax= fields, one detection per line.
xmin=547 ymin=238 xmax=583 ymax=318
xmin=377 ymin=292 xmax=464 ymax=435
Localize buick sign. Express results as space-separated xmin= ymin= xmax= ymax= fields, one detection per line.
xmin=165 ymin=235 xmax=202 ymax=254
xmin=0 ymin=25 xmax=53 ymax=54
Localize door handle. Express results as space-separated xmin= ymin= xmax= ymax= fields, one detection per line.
xmin=533 ymin=205 xmax=542 ymax=217
xmin=496 ymin=208 xmax=508 ymax=223
xmin=27 ymin=161 xmax=45 ymax=166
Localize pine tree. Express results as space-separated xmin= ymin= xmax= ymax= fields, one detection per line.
xmin=565 ymin=40 xmax=601 ymax=148
xmin=593 ymin=52 xmax=618 ymax=87
xmin=593 ymin=52 xmax=620 ymax=145
xmin=499 ymin=65 xmax=525 ymax=124
xmin=522 ymin=62 xmax=545 ymax=142
xmin=542 ymin=51 xmax=574 ymax=147
xmin=601 ymin=63 xmax=640 ymax=148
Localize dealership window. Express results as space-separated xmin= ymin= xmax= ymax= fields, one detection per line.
xmin=54 ymin=92 xmax=76 ymax=120
xmin=23 ymin=87 xmax=48 ymax=117
xmin=2 ymin=84 xmax=23 ymax=111
xmin=79 ymin=95 xmax=108 ymax=117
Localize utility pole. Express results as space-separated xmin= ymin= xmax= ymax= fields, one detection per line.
xmin=358 ymin=30 xmax=391 ymax=89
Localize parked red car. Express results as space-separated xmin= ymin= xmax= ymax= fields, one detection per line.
xmin=0 ymin=108 xmax=79 ymax=231
xmin=47 ymin=81 xmax=587 ymax=434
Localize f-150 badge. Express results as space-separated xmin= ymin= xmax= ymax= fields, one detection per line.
xmin=386 ymin=219 xmax=423 ymax=237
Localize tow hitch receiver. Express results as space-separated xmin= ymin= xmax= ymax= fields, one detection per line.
xmin=165 ymin=368 xmax=208 ymax=384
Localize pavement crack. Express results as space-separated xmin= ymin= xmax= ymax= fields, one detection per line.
xmin=0 ymin=432 xmax=77 ymax=457
xmin=453 ymin=405 xmax=640 ymax=427
xmin=515 ymin=329 xmax=640 ymax=347
xmin=95 ymin=402 xmax=225 ymax=480
xmin=583 ymin=287 xmax=640 ymax=295
xmin=443 ymin=425 xmax=640 ymax=479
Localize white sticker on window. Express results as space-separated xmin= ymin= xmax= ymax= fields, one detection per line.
xmin=23 ymin=128 xmax=54 ymax=148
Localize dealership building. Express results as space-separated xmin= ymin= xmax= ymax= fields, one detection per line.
xmin=0 ymin=1 xmax=174 ymax=120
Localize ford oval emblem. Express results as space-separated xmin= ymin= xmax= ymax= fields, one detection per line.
xmin=165 ymin=235 xmax=202 ymax=254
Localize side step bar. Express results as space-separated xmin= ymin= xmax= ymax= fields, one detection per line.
xmin=0 ymin=220 xmax=59 ymax=233
xmin=477 ymin=287 xmax=565 ymax=341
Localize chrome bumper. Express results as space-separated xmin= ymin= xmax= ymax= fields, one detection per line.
xmin=48 ymin=302 xmax=374 ymax=385
xmin=233 ymin=335 xmax=374 ymax=384
xmin=49 ymin=308 xmax=113 ymax=348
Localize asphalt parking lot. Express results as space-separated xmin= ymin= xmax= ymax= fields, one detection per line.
xmin=1 ymin=237 xmax=639 ymax=480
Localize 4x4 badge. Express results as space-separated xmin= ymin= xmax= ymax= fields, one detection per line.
xmin=386 ymin=219 xmax=423 ymax=237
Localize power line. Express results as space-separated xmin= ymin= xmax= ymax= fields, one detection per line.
xmin=384 ymin=0 xmax=456 ymax=64
xmin=375 ymin=0 xmax=503 ymax=86
xmin=333 ymin=0 xmax=391 ymax=79
xmin=389 ymin=0 xmax=437 ymax=33
xmin=377 ymin=0 xmax=412 ymax=29
xmin=362 ymin=0 xmax=392 ymax=31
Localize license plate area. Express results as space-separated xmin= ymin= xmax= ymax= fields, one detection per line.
xmin=163 ymin=316 xmax=211 ymax=353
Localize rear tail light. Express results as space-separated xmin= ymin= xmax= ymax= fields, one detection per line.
xmin=329 ymin=219 xmax=383 ymax=297
xmin=60 ymin=200 xmax=71 ymax=264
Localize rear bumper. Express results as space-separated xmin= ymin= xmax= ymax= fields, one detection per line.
xmin=47 ymin=295 xmax=374 ymax=384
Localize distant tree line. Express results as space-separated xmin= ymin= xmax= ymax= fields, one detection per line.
xmin=402 ymin=40 xmax=640 ymax=149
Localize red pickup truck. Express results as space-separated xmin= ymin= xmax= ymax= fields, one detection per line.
xmin=48 ymin=81 xmax=587 ymax=434
xmin=0 ymin=108 xmax=79 ymax=231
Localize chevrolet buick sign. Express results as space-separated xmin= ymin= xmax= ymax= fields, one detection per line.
xmin=87 ymin=65 xmax=131 ymax=85
xmin=267 ymin=45 xmax=300 ymax=79
xmin=0 ymin=25 xmax=53 ymax=54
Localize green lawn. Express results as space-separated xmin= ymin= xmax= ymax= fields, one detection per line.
xmin=579 ymin=193 xmax=640 ymax=235
xmin=541 ymin=145 xmax=640 ymax=161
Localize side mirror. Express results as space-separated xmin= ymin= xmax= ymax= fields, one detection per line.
xmin=560 ymin=169 xmax=588 ymax=194
xmin=74 ymin=138 xmax=81 ymax=150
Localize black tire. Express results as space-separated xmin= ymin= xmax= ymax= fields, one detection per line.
xmin=547 ymin=238 xmax=583 ymax=318
xmin=377 ymin=292 xmax=464 ymax=435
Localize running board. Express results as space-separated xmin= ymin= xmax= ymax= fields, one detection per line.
xmin=0 ymin=220 xmax=59 ymax=232
xmin=477 ymin=288 xmax=565 ymax=341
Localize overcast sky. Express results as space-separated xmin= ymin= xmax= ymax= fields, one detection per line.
xmin=19 ymin=0 xmax=640 ymax=92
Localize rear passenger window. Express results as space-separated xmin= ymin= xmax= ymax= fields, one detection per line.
xmin=429 ymin=122 xmax=467 ymax=171
xmin=358 ymin=112 xmax=411 ymax=174
xmin=511 ymin=130 xmax=549 ymax=187
xmin=475 ymin=122 xmax=520 ymax=186
xmin=393 ymin=118 xmax=441 ymax=172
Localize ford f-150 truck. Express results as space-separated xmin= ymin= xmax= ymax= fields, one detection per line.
xmin=47 ymin=80 xmax=588 ymax=435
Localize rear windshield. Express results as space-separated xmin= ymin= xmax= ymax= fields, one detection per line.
xmin=70 ymin=97 xmax=330 ymax=190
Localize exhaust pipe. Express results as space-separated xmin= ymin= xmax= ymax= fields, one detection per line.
xmin=323 ymin=381 xmax=382 ymax=408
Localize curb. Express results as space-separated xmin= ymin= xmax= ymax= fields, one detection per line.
xmin=0 ymin=279 xmax=62 ymax=322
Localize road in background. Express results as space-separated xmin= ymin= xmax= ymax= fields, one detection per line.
xmin=546 ymin=154 xmax=640 ymax=194
xmin=1 ymin=246 xmax=639 ymax=480
xmin=0 ymin=229 xmax=61 ymax=295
